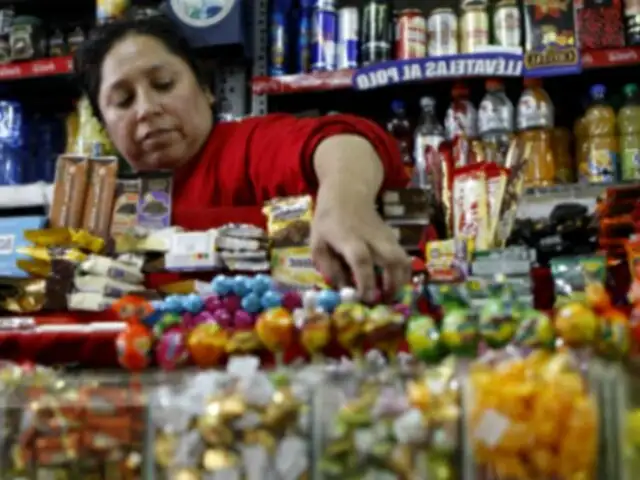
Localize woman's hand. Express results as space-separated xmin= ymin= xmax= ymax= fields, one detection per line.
xmin=310 ymin=184 xmax=411 ymax=302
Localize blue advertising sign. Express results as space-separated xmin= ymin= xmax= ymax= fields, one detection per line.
xmin=352 ymin=52 xmax=524 ymax=91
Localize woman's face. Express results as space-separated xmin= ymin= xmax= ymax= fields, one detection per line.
xmin=98 ymin=34 xmax=213 ymax=171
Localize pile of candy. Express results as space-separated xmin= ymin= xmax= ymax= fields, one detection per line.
xmin=115 ymin=274 xmax=416 ymax=370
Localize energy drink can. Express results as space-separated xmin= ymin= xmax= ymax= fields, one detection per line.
xmin=269 ymin=9 xmax=288 ymax=76
xmin=361 ymin=0 xmax=391 ymax=65
xmin=337 ymin=7 xmax=359 ymax=69
xmin=297 ymin=0 xmax=313 ymax=73
xmin=311 ymin=0 xmax=337 ymax=71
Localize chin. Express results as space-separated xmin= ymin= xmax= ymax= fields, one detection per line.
xmin=142 ymin=149 xmax=187 ymax=171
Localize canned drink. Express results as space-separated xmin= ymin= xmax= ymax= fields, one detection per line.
xmin=297 ymin=0 xmax=313 ymax=73
xmin=311 ymin=2 xmax=338 ymax=72
xmin=337 ymin=7 xmax=359 ymax=69
xmin=460 ymin=5 xmax=489 ymax=53
xmin=361 ymin=1 xmax=391 ymax=65
xmin=493 ymin=1 xmax=521 ymax=48
xmin=269 ymin=10 xmax=288 ymax=76
xmin=427 ymin=8 xmax=458 ymax=56
xmin=396 ymin=9 xmax=427 ymax=60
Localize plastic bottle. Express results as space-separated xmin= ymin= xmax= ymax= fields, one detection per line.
xmin=583 ymin=84 xmax=619 ymax=183
xmin=445 ymin=82 xmax=477 ymax=167
xmin=618 ymin=83 xmax=640 ymax=181
xmin=478 ymin=78 xmax=514 ymax=166
xmin=516 ymin=78 xmax=555 ymax=187
xmin=386 ymin=100 xmax=414 ymax=178
xmin=413 ymin=96 xmax=445 ymax=189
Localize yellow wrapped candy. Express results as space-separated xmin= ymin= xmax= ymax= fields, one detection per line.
xmin=469 ymin=352 xmax=597 ymax=480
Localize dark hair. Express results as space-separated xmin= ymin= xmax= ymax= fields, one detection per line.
xmin=73 ymin=16 xmax=208 ymax=122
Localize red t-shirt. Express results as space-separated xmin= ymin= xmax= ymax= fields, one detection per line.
xmin=171 ymin=113 xmax=408 ymax=229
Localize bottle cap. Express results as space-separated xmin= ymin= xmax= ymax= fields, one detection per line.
xmin=523 ymin=78 xmax=542 ymax=88
xmin=451 ymin=82 xmax=469 ymax=98
xmin=485 ymin=78 xmax=504 ymax=91
xmin=391 ymin=100 xmax=405 ymax=113
xmin=624 ymin=83 xmax=638 ymax=98
xmin=590 ymin=84 xmax=606 ymax=99
xmin=419 ymin=96 xmax=436 ymax=109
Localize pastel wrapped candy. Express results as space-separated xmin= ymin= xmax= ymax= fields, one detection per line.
xmin=156 ymin=328 xmax=189 ymax=370
xmin=116 ymin=323 xmax=152 ymax=370
xmin=298 ymin=309 xmax=331 ymax=359
xmin=406 ymin=315 xmax=443 ymax=363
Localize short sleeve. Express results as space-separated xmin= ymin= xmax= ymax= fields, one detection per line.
xmin=246 ymin=113 xmax=409 ymax=204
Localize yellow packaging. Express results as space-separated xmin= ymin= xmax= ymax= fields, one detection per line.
xmin=263 ymin=195 xmax=313 ymax=243
xmin=17 ymin=247 xmax=87 ymax=264
xmin=270 ymin=246 xmax=327 ymax=289
xmin=24 ymin=228 xmax=105 ymax=253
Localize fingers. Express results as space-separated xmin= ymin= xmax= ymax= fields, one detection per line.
xmin=311 ymin=240 xmax=350 ymax=289
xmin=339 ymin=241 xmax=377 ymax=302
xmin=370 ymin=240 xmax=412 ymax=299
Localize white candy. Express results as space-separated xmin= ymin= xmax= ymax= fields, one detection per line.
xmin=339 ymin=286 xmax=358 ymax=303
xmin=302 ymin=290 xmax=317 ymax=310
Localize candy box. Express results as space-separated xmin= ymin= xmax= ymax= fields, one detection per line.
xmin=0 ymin=215 xmax=47 ymax=277
xmin=576 ymin=0 xmax=625 ymax=49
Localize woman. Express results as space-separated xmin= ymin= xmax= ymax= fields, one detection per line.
xmin=74 ymin=16 xmax=411 ymax=302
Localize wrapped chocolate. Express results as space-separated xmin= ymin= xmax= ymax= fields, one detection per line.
xmin=149 ymin=361 xmax=320 ymax=479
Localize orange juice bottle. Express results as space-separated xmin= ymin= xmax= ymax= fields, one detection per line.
xmin=516 ymin=78 xmax=555 ymax=187
xmin=583 ymin=84 xmax=619 ymax=183
xmin=618 ymin=83 xmax=640 ymax=181
xmin=574 ymin=115 xmax=589 ymax=182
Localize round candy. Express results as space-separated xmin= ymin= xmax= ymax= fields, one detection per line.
xmin=339 ymin=287 xmax=358 ymax=304
xmin=596 ymin=308 xmax=630 ymax=359
xmin=163 ymin=295 xmax=184 ymax=313
xmin=232 ymin=275 xmax=252 ymax=297
xmin=211 ymin=275 xmax=233 ymax=296
xmin=241 ymin=293 xmax=262 ymax=314
xmin=393 ymin=303 xmax=411 ymax=320
xmin=255 ymin=307 xmax=295 ymax=353
xmin=440 ymin=308 xmax=478 ymax=356
xmin=153 ymin=312 xmax=182 ymax=337
xmin=365 ymin=305 xmax=405 ymax=355
xmin=116 ymin=323 xmax=152 ymax=370
xmin=182 ymin=293 xmax=204 ymax=314
xmin=142 ymin=309 xmax=164 ymax=329
xmin=406 ymin=315 xmax=443 ymax=363
xmin=150 ymin=300 xmax=165 ymax=312
xmin=332 ymin=303 xmax=368 ymax=354
xmin=281 ymin=290 xmax=302 ymax=311
xmin=233 ymin=310 xmax=255 ymax=329
xmin=251 ymin=274 xmax=273 ymax=296
xmin=212 ymin=309 xmax=233 ymax=329
xmin=204 ymin=295 xmax=223 ymax=312
xmin=181 ymin=312 xmax=195 ymax=330
xmin=223 ymin=295 xmax=242 ymax=315
xmin=192 ymin=311 xmax=216 ymax=327
xmin=187 ymin=322 xmax=228 ymax=368
xmin=302 ymin=290 xmax=318 ymax=310
xmin=261 ymin=290 xmax=283 ymax=310
xmin=156 ymin=328 xmax=189 ymax=370
xmin=316 ymin=289 xmax=341 ymax=313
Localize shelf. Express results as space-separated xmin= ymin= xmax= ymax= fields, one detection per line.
xmin=0 ymin=56 xmax=73 ymax=81
xmin=253 ymin=46 xmax=640 ymax=95
xmin=251 ymin=69 xmax=354 ymax=95
xmin=517 ymin=182 xmax=614 ymax=218
xmin=0 ymin=182 xmax=52 ymax=210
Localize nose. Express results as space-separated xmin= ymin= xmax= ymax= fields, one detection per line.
xmin=135 ymin=87 xmax=162 ymax=120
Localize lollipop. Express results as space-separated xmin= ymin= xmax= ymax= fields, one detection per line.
xmin=478 ymin=292 xmax=517 ymax=349
xmin=156 ymin=328 xmax=189 ymax=370
xmin=116 ymin=323 xmax=153 ymax=370
xmin=187 ymin=322 xmax=229 ymax=368
xmin=255 ymin=307 xmax=295 ymax=365
xmin=513 ymin=309 xmax=555 ymax=350
xmin=406 ymin=315 xmax=443 ymax=363
xmin=554 ymin=302 xmax=598 ymax=347
xmin=364 ymin=305 xmax=405 ymax=360
xmin=596 ymin=307 xmax=630 ymax=359
xmin=298 ymin=309 xmax=331 ymax=361
xmin=440 ymin=308 xmax=478 ymax=357
xmin=332 ymin=303 xmax=368 ymax=360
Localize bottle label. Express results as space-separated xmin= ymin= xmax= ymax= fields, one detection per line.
xmin=516 ymin=92 xmax=553 ymax=130
xmin=587 ymin=148 xmax=618 ymax=183
xmin=622 ymin=148 xmax=640 ymax=180
xmin=445 ymin=101 xmax=478 ymax=139
xmin=478 ymin=98 xmax=514 ymax=135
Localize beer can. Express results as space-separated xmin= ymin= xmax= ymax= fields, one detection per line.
xmin=396 ymin=9 xmax=427 ymax=60
xmin=269 ymin=10 xmax=288 ymax=76
xmin=493 ymin=1 xmax=521 ymax=48
xmin=311 ymin=1 xmax=338 ymax=72
xmin=337 ymin=7 xmax=359 ymax=69
xmin=361 ymin=1 xmax=391 ymax=65
xmin=460 ymin=5 xmax=489 ymax=54
xmin=427 ymin=8 xmax=458 ymax=56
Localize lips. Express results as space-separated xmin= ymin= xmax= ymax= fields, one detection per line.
xmin=141 ymin=129 xmax=174 ymax=142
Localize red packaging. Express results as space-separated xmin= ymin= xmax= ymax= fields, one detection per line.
xmin=577 ymin=0 xmax=625 ymax=49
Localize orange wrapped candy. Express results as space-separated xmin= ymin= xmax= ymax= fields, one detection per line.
xmin=468 ymin=352 xmax=598 ymax=480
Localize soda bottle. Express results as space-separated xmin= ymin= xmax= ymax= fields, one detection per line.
xmin=445 ymin=82 xmax=477 ymax=167
xmin=413 ymin=96 xmax=445 ymax=190
xmin=386 ymin=100 xmax=414 ymax=178
xmin=478 ymin=78 xmax=514 ymax=166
